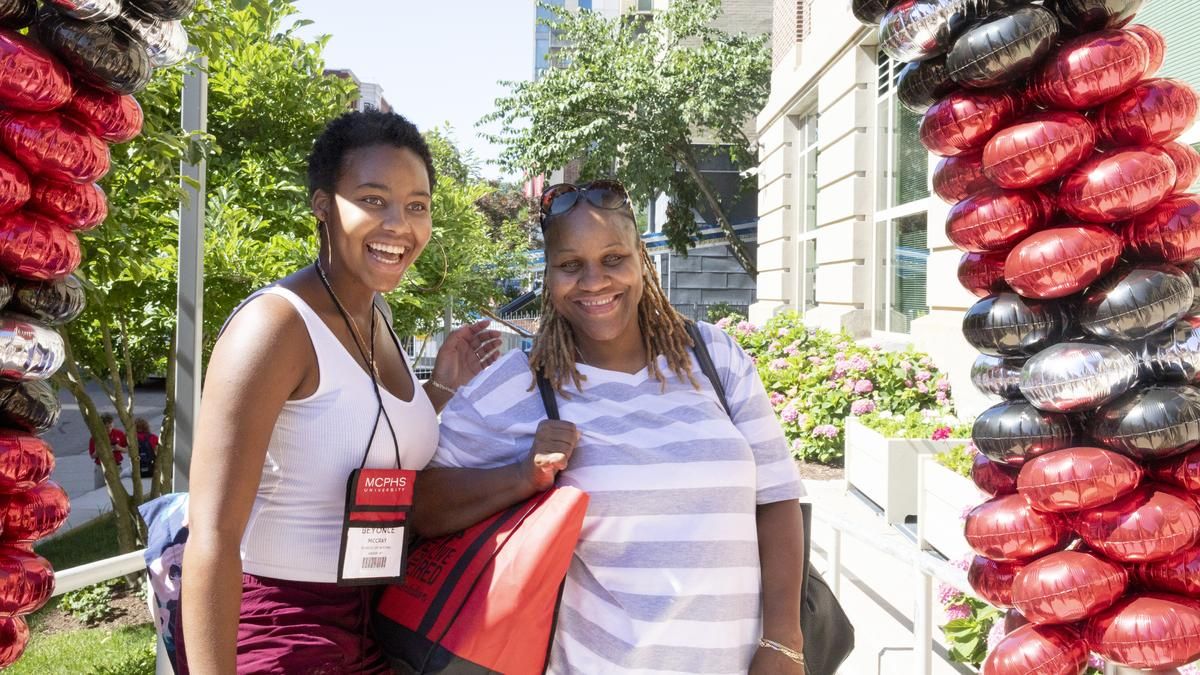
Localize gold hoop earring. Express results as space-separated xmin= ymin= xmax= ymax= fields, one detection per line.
xmin=408 ymin=238 xmax=449 ymax=293
xmin=316 ymin=221 xmax=334 ymax=272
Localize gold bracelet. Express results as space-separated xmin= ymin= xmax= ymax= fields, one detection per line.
xmin=759 ymin=638 xmax=806 ymax=666
xmin=428 ymin=379 xmax=457 ymax=397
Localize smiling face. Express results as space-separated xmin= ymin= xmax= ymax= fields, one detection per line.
xmin=311 ymin=144 xmax=433 ymax=293
xmin=544 ymin=203 xmax=645 ymax=357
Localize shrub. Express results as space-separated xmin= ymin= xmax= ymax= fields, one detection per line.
xmin=718 ymin=311 xmax=954 ymax=464
xmin=859 ymin=410 xmax=971 ymax=441
xmin=935 ymin=441 xmax=977 ymax=478
xmin=60 ymin=579 xmax=119 ymax=626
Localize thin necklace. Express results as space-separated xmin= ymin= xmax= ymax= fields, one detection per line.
xmin=314 ymin=260 xmax=377 ymax=378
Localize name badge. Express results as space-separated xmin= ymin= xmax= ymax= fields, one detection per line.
xmin=337 ymin=468 xmax=416 ymax=586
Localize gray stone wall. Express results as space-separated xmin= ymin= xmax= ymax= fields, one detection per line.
xmin=664 ymin=242 xmax=758 ymax=322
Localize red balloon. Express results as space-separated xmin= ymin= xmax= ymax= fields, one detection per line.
xmin=920 ymin=89 xmax=1024 ymax=158
xmin=981 ymin=623 xmax=1087 ymax=675
xmin=0 ymin=210 xmax=81 ymax=280
xmin=1100 ymin=79 xmax=1200 ymax=147
xmin=1031 ymin=30 xmax=1149 ymax=111
xmin=946 ymin=188 xmax=1054 ymax=253
xmin=1149 ymin=448 xmax=1200 ymax=492
xmin=27 ymin=180 xmax=106 ymax=231
xmin=1085 ymin=594 xmax=1200 ymax=669
xmin=0 ymin=29 xmax=72 ymax=113
xmin=1134 ymin=547 xmax=1200 ymax=596
xmin=0 ymin=430 xmax=54 ymax=494
xmin=1123 ymin=194 xmax=1200 ymax=265
xmin=983 ymin=112 xmax=1097 ymax=189
xmin=0 ymin=110 xmax=109 ymax=184
xmin=63 ymin=85 xmax=142 ymax=143
xmin=958 ymin=251 xmax=1009 ymax=298
xmin=1058 ymin=147 xmax=1176 ymax=222
xmin=0 ymin=616 xmax=28 ymax=668
xmin=0 ymin=150 xmax=29 ymax=216
xmin=1011 ymin=550 xmax=1127 ymax=624
xmin=1075 ymin=484 xmax=1200 ymax=562
xmin=973 ymin=453 xmax=1019 ymax=496
xmin=968 ymin=555 xmax=1024 ymax=608
xmin=933 ymin=151 xmax=992 ymax=204
xmin=965 ymin=493 xmax=1071 ymax=562
xmin=1127 ymin=24 xmax=1166 ymax=77
xmin=1018 ymin=447 xmax=1142 ymax=513
xmin=1162 ymin=141 xmax=1200 ymax=194
xmin=0 ymin=479 xmax=69 ymax=542
xmin=1004 ymin=225 xmax=1123 ymax=299
xmin=0 ymin=545 xmax=53 ymax=617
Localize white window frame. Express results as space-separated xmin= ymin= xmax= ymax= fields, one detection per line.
xmin=793 ymin=110 xmax=820 ymax=315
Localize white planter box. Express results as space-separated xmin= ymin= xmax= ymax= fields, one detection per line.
xmin=918 ymin=455 xmax=982 ymax=562
xmin=844 ymin=417 xmax=967 ymax=525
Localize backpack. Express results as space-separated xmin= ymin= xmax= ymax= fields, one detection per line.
xmin=138 ymin=434 xmax=155 ymax=478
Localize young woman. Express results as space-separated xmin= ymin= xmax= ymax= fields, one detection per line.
xmin=413 ymin=180 xmax=808 ymax=674
xmin=181 ymin=110 xmax=499 ymax=674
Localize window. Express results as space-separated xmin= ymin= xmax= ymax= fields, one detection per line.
xmin=873 ymin=51 xmax=931 ymax=334
xmin=690 ymin=145 xmax=757 ymax=227
xmin=637 ymin=0 xmax=654 ymax=11
xmin=793 ymin=111 xmax=819 ymax=315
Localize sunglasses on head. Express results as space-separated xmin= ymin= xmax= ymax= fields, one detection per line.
xmin=539 ymin=180 xmax=631 ymax=228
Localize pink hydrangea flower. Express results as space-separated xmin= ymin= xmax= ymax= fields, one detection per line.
xmin=937 ymin=379 xmax=951 ymax=392
xmin=937 ymin=584 xmax=959 ymax=605
xmin=1088 ymin=654 xmax=1106 ymax=670
xmin=936 ymin=390 xmax=948 ymax=405
xmin=931 ymin=426 xmax=952 ymax=441
xmin=869 ymin=341 xmax=882 ymax=351
xmin=987 ymin=620 xmax=1007 ymax=652
xmin=916 ymin=370 xmax=932 ymax=382
xmin=849 ymin=356 xmax=871 ymax=372
xmin=834 ymin=352 xmax=846 ymax=361
xmin=833 ymin=361 xmax=849 ymax=377
xmin=769 ymin=392 xmax=786 ymax=407
xmin=917 ymin=383 xmax=928 ymax=394
xmin=854 ymin=379 xmax=874 ymax=394
xmin=920 ymin=356 xmax=932 ymax=367
xmin=716 ymin=317 xmax=732 ymax=330
xmin=796 ymin=414 xmax=809 ymax=428
xmin=807 ymin=355 xmax=823 ymax=364
xmin=944 ymin=603 xmax=972 ymax=621
xmin=769 ymin=341 xmax=781 ymax=352
xmin=781 ymin=406 xmax=799 ymax=423
xmin=851 ymin=399 xmax=876 ymax=415
xmin=778 ymin=328 xmax=789 ymax=337
xmin=770 ymin=358 xmax=789 ymax=371
xmin=812 ymin=424 xmax=838 ymax=439
xmin=736 ymin=321 xmax=757 ymax=336
xmin=784 ymin=345 xmax=799 ymax=356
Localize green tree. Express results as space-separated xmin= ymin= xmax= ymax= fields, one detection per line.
xmin=55 ymin=2 xmax=526 ymax=554
xmin=482 ymin=0 xmax=769 ymax=277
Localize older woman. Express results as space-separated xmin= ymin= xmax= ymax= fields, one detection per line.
xmin=412 ymin=179 xmax=808 ymax=674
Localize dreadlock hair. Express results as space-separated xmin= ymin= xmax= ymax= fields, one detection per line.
xmin=528 ymin=237 xmax=700 ymax=397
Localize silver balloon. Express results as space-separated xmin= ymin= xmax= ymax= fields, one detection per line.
xmin=1019 ymin=342 xmax=1139 ymax=413
xmin=971 ymin=354 xmax=1025 ymax=398
xmin=963 ymin=292 xmax=1069 ymax=357
xmin=1139 ymin=319 xmax=1200 ymax=384
xmin=45 ymin=0 xmax=122 ymax=22
xmin=0 ymin=315 xmax=64 ymax=382
xmin=0 ymin=380 xmax=59 ymax=433
xmin=1186 ymin=261 xmax=1200 ymax=315
xmin=1080 ymin=265 xmax=1194 ymax=341
xmin=1094 ymin=385 xmax=1200 ymax=460
xmin=0 ymin=272 xmax=10 ymax=313
xmin=880 ymin=0 xmax=1013 ymax=63
xmin=972 ymin=399 xmax=1076 ymax=467
xmin=117 ymin=5 xmax=188 ymax=67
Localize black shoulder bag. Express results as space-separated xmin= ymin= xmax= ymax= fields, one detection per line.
xmin=684 ymin=322 xmax=855 ymax=675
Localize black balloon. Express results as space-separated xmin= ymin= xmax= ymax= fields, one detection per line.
xmin=36 ymin=8 xmax=154 ymax=95
xmin=1046 ymin=0 xmax=1143 ymax=33
xmin=118 ymin=6 xmax=188 ymax=68
xmin=898 ymin=56 xmax=956 ymax=114
xmin=0 ymin=0 xmax=35 ymax=28
xmin=0 ymin=273 xmax=9 ymax=312
xmin=1094 ymin=386 xmax=1200 ymax=461
xmin=0 ymin=380 xmax=59 ymax=433
xmin=126 ymin=0 xmax=196 ymax=21
xmin=45 ymin=0 xmax=121 ymax=22
xmin=852 ymin=0 xmax=899 ymax=26
xmin=972 ymin=400 xmax=1077 ymax=467
xmin=1080 ymin=265 xmax=1194 ymax=342
xmin=963 ymin=292 xmax=1069 ymax=357
xmin=947 ymin=5 xmax=1060 ymax=89
xmin=880 ymin=0 xmax=1012 ymax=63
xmin=1139 ymin=319 xmax=1200 ymax=384
xmin=972 ymin=354 xmax=1026 ymax=399
xmin=11 ymin=275 xmax=84 ymax=325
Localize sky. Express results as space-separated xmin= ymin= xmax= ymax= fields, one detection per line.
xmin=292 ymin=1 xmax=537 ymax=180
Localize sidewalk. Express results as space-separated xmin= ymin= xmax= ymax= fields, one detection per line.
xmin=803 ymin=478 xmax=974 ymax=675
xmin=49 ymin=475 xmax=154 ymax=539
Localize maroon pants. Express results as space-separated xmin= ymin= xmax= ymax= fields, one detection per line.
xmin=179 ymin=573 xmax=391 ymax=674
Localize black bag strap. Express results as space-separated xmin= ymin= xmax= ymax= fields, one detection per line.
xmin=685 ymin=321 xmax=733 ymax=418
xmin=535 ymin=370 xmax=559 ymax=421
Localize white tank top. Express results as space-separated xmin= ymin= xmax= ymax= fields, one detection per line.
xmin=236 ymin=286 xmax=439 ymax=582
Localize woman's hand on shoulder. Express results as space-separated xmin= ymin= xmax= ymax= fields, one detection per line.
xmin=522 ymin=420 xmax=579 ymax=492
xmin=431 ymin=320 xmax=503 ymax=391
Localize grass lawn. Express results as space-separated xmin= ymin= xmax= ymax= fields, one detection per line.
xmin=36 ymin=512 xmax=121 ymax=571
xmin=8 ymin=624 xmax=156 ymax=675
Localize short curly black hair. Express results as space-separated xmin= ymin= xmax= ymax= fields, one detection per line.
xmin=306 ymin=109 xmax=436 ymax=198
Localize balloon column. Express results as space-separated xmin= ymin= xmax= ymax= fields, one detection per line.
xmin=0 ymin=0 xmax=194 ymax=666
xmin=860 ymin=0 xmax=1200 ymax=671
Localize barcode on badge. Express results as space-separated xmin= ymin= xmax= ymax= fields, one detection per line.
xmin=363 ymin=557 xmax=387 ymax=570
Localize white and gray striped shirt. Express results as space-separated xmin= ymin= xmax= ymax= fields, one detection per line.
xmin=432 ymin=321 xmax=805 ymax=674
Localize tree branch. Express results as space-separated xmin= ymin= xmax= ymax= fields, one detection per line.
xmin=673 ymin=143 xmax=757 ymax=278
